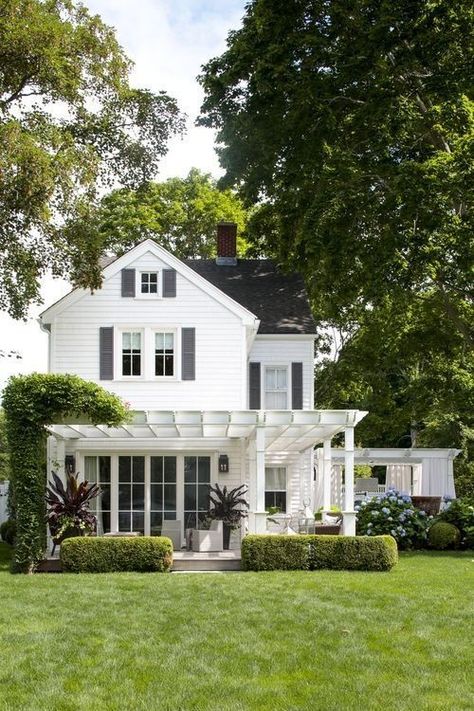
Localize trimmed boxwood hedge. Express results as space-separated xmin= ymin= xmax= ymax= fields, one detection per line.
xmin=60 ymin=536 xmax=173 ymax=573
xmin=241 ymin=534 xmax=398 ymax=572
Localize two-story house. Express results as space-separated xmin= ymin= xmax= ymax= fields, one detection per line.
xmin=40 ymin=222 xmax=366 ymax=543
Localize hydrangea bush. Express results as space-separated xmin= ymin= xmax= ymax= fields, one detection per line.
xmin=356 ymin=489 xmax=431 ymax=549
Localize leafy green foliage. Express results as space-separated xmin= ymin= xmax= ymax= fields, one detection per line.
xmin=436 ymin=498 xmax=474 ymax=548
xmin=356 ymin=490 xmax=430 ymax=549
xmin=60 ymin=536 xmax=173 ymax=573
xmin=0 ymin=410 xmax=10 ymax=482
xmin=428 ymin=522 xmax=461 ymax=550
xmin=46 ymin=471 xmax=99 ymax=542
xmin=207 ymin=483 xmax=248 ymax=527
xmin=0 ymin=0 xmax=184 ymax=318
xmin=2 ymin=373 xmax=128 ymax=572
xmin=199 ymin=0 xmax=474 ymax=483
xmin=0 ymin=519 xmax=16 ymax=546
xmin=241 ymin=534 xmax=398 ymax=571
xmin=94 ymin=168 xmax=250 ymax=259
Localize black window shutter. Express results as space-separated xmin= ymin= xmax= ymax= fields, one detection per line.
xmin=291 ymin=362 xmax=303 ymax=409
xmin=99 ymin=327 xmax=114 ymax=380
xmin=249 ymin=362 xmax=261 ymax=409
xmin=181 ymin=328 xmax=195 ymax=380
xmin=121 ymin=269 xmax=135 ymax=297
xmin=163 ymin=269 xmax=176 ymax=297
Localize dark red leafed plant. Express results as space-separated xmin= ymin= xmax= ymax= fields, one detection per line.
xmin=46 ymin=472 xmax=100 ymax=545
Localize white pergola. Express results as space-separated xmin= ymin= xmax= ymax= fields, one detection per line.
xmin=47 ymin=408 xmax=368 ymax=535
xmin=314 ymin=447 xmax=460 ymax=510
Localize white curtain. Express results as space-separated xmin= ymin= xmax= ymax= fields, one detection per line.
xmin=386 ymin=465 xmax=412 ymax=493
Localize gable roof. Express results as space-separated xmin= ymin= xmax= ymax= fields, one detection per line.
xmin=185 ymin=259 xmax=316 ymax=335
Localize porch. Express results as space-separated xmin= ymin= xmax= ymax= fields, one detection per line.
xmin=46 ymin=408 xmax=368 ymax=544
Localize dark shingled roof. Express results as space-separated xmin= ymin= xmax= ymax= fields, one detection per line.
xmin=185 ymin=259 xmax=316 ymax=335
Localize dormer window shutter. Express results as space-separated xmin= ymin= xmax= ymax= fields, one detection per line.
xmin=181 ymin=328 xmax=195 ymax=380
xmin=163 ymin=269 xmax=176 ymax=297
xmin=249 ymin=362 xmax=261 ymax=409
xmin=291 ymin=362 xmax=303 ymax=409
xmin=99 ymin=327 xmax=114 ymax=380
xmin=121 ymin=268 xmax=135 ymax=297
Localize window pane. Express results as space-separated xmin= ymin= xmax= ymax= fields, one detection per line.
xmin=119 ymin=484 xmax=131 ymax=509
xmin=184 ymin=484 xmax=196 ymax=510
xmin=266 ymin=391 xmax=287 ymax=409
xmin=122 ymin=354 xmax=131 ymax=376
xmin=184 ymin=512 xmax=197 ymax=529
xmin=265 ymin=369 xmax=276 ymax=389
xmin=164 ymin=355 xmax=174 ymax=376
xmin=132 ymin=484 xmax=145 ymax=509
xmin=151 ymin=484 xmax=163 ymax=510
xmin=274 ymin=491 xmax=287 ymax=512
xmin=84 ymin=456 xmax=97 ymax=483
xmin=131 ymin=332 xmax=141 ymax=349
xmin=149 ymin=282 xmax=157 ymax=293
xmin=164 ymin=457 xmax=176 ymax=482
xmin=133 ymin=456 xmax=145 ymax=483
xmin=277 ymin=368 xmax=287 ymax=389
xmin=198 ymin=485 xmax=210 ymax=510
xmin=99 ymin=484 xmax=111 ymax=511
xmin=150 ymin=512 xmax=162 ymax=534
xmin=164 ymin=333 xmax=174 ymax=349
xmin=155 ymin=333 xmax=164 ymax=349
xmin=119 ymin=457 xmax=131 ymax=482
xmin=266 ymin=467 xmax=286 ymax=490
xmin=99 ymin=456 xmax=111 ymax=483
xmin=151 ymin=457 xmax=163 ymax=483
xmin=198 ymin=457 xmax=211 ymax=483
xmin=100 ymin=511 xmax=111 ymax=534
xmin=132 ymin=512 xmax=145 ymax=534
xmin=150 ymin=273 xmax=157 ymax=284
xmin=164 ymin=485 xmax=176 ymax=511
xmin=155 ymin=354 xmax=164 ymax=376
xmin=122 ymin=332 xmax=131 ymax=349
xmin=164 ymin=512 xmax=176 ymax=520
xmin=132 ymin=354 xmax=141 ymax=376
xmin=119 ymin=512 xmax=131 ymax=531
xmin=185 ymin=457 xmax=197 ymax=483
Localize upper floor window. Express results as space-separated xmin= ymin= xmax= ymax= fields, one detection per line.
xmin=265 ymin=366 xmax=288 ymax=408
xmin=140 ymin=272 xmax=158 ymax=295
xmin=122 ymin=331 xmax=142 ymax=376
xmin=155 ymin=332 xmax=174 ymax=377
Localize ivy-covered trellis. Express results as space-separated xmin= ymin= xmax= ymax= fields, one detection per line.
xmin=2 ymin=374 xmax=129 ymax=573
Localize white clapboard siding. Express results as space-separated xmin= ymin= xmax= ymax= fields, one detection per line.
xmin=248 ymin=337 xmax=315 ymax=410
xmin=51 ymin=251 xmax=245 ymax=410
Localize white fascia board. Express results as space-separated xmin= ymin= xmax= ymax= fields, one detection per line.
xmin=39 ymin=239 xmax=259 ymax=326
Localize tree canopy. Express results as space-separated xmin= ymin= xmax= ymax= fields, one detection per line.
xmin=199 ymin=0 xmax=474 ymax=487
xmin=0 ymin=0 xmax=184 ymax=319
xmin=91 ymin=168 xmax=250 ymax=259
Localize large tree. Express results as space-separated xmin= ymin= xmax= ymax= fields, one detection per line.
xmin=199 ymin=0 xmax=474 ymax=484
xmin=91 ymin=168 xmax=250 ymax=259
xmin=0 ymin=0 xmax=184 ymax=319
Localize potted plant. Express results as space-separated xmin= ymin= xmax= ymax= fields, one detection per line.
xmin=46 ymin=472 xmax=100 ymax=554
xmin=207 ymin=483 xmax=248 ymax=549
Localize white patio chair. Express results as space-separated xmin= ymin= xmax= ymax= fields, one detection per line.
xmin=192 ymin=520 xmax=223 ymax=552
xmin=161 ymin=520 xmax=182 ymax=550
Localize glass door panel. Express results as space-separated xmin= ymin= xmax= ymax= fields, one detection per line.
xmin=118 ymin=456 xmax=145 ymax=534
xmin=184 ymin=456 xmax=211 ymax=529
xmin=150 ymin=456 xmax=177 ymax=535
xmin=84 ymin=456 xmax=111 ymax=534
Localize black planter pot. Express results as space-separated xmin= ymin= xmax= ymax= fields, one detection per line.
xmin=223 ymin=523 xmax=232 ymax=550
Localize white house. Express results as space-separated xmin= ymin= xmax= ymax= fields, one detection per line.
xmin=40 ymin=222 xmax=367 ymax=543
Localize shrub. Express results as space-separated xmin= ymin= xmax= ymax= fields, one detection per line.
xmin=60 ymin=536 xmax=173 ymax=573
xmin=241 ymin=534 xmax=398 ymax=572
xmin=0 ymin=519 xmax=16 ymax=546
xmin=356 ymin=489 xmax=430 ymax=549
xmin=436 ymin=498 xmax=474 ymax=548
xmin=428 ymin=522 xmax=461 ymax=550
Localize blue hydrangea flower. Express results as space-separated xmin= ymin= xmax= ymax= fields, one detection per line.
xmin=382 ymin=507 xmax=390 ymax=515
xmin=390 ymin=529 xmax=397 ymax=536
xmin=371 ymin=511 xmax=379 ymax=517
xmin=419 ymin=510 xmax=426 ymax=517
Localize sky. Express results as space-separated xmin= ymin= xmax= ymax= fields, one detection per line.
xmin=0 ymin=0 xmax=247 ymax=393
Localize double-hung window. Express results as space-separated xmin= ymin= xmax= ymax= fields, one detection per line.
xmin=265 ymin=367 xmax=288 ymax=409
xmin=155 ymin=332 xmax=175 ymax=377
xmin=265 ymin=467 xmax=287 ymax=512
xmin=122 ymin=331 xmax=142 ymax=376
xmin=140 ymin=272 xmax=158 ymax=294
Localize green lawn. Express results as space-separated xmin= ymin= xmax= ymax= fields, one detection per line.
xmin=0 ymin=544 xmax=473 ymax=711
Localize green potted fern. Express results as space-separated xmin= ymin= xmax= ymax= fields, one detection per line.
xmin=207 ymin=483 xmax=248 ymax=549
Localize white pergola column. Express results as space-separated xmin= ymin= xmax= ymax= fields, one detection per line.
xmin=322 ymin=438 xmax=332 ymax=514
xmin=248 ymin=426 xmax=267 ymax=534
xmin=342 ymin=426 xmax=356 ymax=535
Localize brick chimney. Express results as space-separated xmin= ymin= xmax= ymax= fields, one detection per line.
xmin=216 ymin=221 xmax=237 ymax=266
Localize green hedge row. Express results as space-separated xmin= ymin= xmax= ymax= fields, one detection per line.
xmin=60 ymin=536 xmax=173 ymax=573
xmin=241 ymin=534 xmax=398 ymax=572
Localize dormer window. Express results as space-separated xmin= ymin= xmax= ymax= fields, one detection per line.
xmin=140 ymin=272 xmax=158 ymax=295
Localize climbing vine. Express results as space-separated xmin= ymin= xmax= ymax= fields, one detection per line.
xmin=2 ymin=374 xmax=129 ymax=573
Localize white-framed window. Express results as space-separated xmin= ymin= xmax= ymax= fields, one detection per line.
xmin=121 ymin=331 xmax=142 ymax=377
xmin=140 ymin=271 xmax=159 ymax=295
xmin=265 ymin=466 xmax=287 ymax=512
xmin=154 ymin=331 xmax=175 ymax=377
xmin=265 ymin=366 xmax=288 ymax=409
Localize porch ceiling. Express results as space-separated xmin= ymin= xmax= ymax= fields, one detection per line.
xmin=47 ymin=409 xmax=367 ymax=454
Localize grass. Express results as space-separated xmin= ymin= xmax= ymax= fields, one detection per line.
xmin=0 ymin=544 xmax=473 ymax=711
